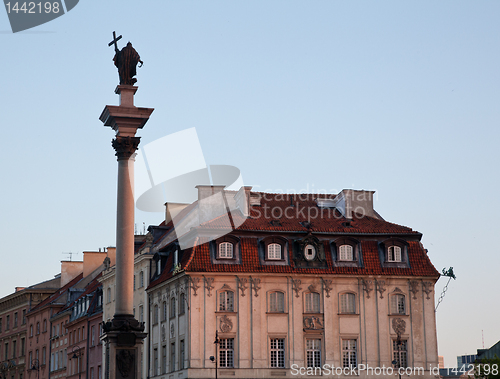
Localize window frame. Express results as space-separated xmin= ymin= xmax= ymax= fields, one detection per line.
xmin=339 ymin=293 xmax=356 ymax=314
xmin=305 ymin=338 xmax=321 ymax=368
xmin=218 ymin=242 xmax=234 ymax=259
xmin=390 ymin=294 xmax=406 ymax=315
xmin=304 ymin=244 xmax=316 ymax=261
xmin=219 ymin=338 xmax=234 ymax=368
xmin=219 ymin=290 xmax=235 ymax=312
xmin=270 ymin=338 xmax=286 ymax=368
xmin=387 ymin=246 xmax=402 ymax=262
xmin=268 ymin=291 xmax=285 ymax=313
xmin=339 ymin=245 xmax=354 ymax=261
xmin=267 ymin=243 xmax=282 ymax=260
xmin=304 ymin=292 xmax=321 ymax=314
xmin=342 ymin=339 xmax=357 ymax=368
xmin=392 ymin=339 xmax=408 ymax=368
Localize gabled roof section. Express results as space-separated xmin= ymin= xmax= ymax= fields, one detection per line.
xmin=29 ymin=273 xmax=83 ymax=313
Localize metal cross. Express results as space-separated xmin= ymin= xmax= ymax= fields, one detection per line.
xmin=108 ymin=31 xmax=122 ymax=52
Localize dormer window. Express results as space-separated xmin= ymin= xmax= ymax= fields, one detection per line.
xmin=304 ymin=244 xmax=316 ymax=261
xmin=267 ymin=243 xmax=282 ymax=260
xmin=339 ymin=245 xmax=353 ymax=261
xmin=388 ymin=246 xmax=402 ymax=262
xmin=219 ymin=242 xmax=234 ymax=259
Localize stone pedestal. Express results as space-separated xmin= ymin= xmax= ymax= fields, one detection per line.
xmin=100 ymin=85 xmax=154 ymax=379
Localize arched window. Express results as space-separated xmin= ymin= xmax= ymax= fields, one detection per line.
xmin=36 ymin=322 xmax=40 ymax=335
xmin=43 ymin=319 xmax=47 ymax=332
xmin=304 ymin=292 xmax=320 ymax=313
xmin=388 ymin=246 xmax=402 ymax=262
xmin=30 ymin=324 xmax=33 ymax=337
xmin=339 ymin=245 xmax=353 ymax=261
xmin=139 ymin=271 xmax=144 ymax=288
xmin=218 ymin=242 xmax=234 ymax=258
xmin=390 ymin=294 xmax=406 ymax=314
xmin=339 ymin=293 xmax=356 ymax=314
xmin=269 ymin=292 xmax=285 ymax=312
xmin=219 ymin=291 xmax=234 ymax=312
xmin=267 ymin=243 xmax=282 ymax=260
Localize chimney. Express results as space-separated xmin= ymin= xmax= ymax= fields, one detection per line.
xmin=106 ymin=247 xmax=117 ymax=267
xmin=83 ymin=251 xmax=108 ymax=277
xmin=327 ymin=189 xmax=380 ymax=219
xmin=234 ymin=186 xmax=253 ymax=217
xmin=15 ymin=287 xmax=26 ymax=292
xmin=60 ymin=261 xmax=84 ymax=287
xmin=195 ymin=185 xmax=227 ymax=225
xmin=165 ymin=202 xmax=190 ymax=224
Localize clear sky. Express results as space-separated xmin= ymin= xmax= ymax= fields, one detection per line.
xmin=1 ymin=0 xmax=499 ymax=368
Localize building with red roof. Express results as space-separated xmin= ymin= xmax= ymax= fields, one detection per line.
xmin=145 ymin=186 xmax=440 ymax=378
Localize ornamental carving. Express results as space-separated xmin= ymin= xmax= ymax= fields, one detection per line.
xmin=303 ymin=316 xmax=324 ymax=330
xmin=170 ymin=322 xmax=175 ymax=338
xmin=250 ymin=277 xmax=261 ymax=297
xmin=422 ymin=281 xmax=433 ymax=300
xmin=220 ymin=315 xmax=233 ymax=333
xmin=408 ymin=280 xmax=419 ymax=300
xmin=161 ymin=325 xmax=166 ymax=341
xmin=392 ymin=317 xmax=406 ymax=337
xmin=375 ymin=280 xmax=386 ymax=299
xmin=237 ymin=277 xmax=248 ymax=297
xmin=204 ymin=277 xmax=214 ymax=297
xmin=190 ymin=277 xmax=200 ymax=296
xmin=112 ymin=136 xmax=140 ymax=160
xmin=361 ymin=279 xmax=373 ymax=299
xmin=116 ymin=349 xmax=134 ymax=378
xmin=292 ymin=279 xmax=302 ymax=298
xmin=321 ymin=278 xmax=333 ymax=298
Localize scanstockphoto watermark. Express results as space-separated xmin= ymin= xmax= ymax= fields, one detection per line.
xmin=290 ymin=364 xmax=441 ymax=376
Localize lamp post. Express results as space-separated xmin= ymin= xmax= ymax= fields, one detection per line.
xmin=31 ymin=359 xmax=40 ymax=379
xmin=71 ymin=346 xmax=82 ymax=379
xmin=210 ymin=331 xmax=220 ymax=379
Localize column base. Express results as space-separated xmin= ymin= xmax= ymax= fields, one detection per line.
xmin=102 ymin=315 xmax=147 ymax=379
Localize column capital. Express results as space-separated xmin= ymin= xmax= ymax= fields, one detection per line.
xmin=112 ymin=136 xmax=141 ymax=160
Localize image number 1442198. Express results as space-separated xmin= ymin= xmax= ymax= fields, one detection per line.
xmin=3 ymin=0 xmax=79 ymax=33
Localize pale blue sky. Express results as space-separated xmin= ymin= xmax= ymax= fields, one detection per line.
xmin=1 ymin=0 xmax=499 ymax=367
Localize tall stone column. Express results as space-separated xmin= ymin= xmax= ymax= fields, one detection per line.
xmin=100 ymin=85 xmax=154 ymax=379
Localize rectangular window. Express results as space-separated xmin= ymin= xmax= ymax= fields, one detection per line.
xmin=22 ymin=310 xmax=26 ymax=325
xmin=306 ymin=339 xmax=321 ymax=368
xmin=339 ymin=245 xmax=353 ymax=261
xmin=393 ymin=340 xmax=408 ymax=368
xmin=12 ymin=340 xmax=16 ymax=358
xmin=98 ymin=366 xmax=102 ymax=379
xmin=170 ymin=298 xmax=176 ymax=318
xmin=270 ymin=338 xmax=285 ymax=368
xmin=180 ymin=340 xmax=185 ymax=370
xmin=21 ymin=338 xmax=25 ymax=356
xmin=90 ymin=367 xmax=94 ymax=379
xmin=170 ymin=343 xmax=175 ymax=372
xmin=219 ymin=339 xmax=234 ymax=368
xmin=5 ymin=343 xmax=8 ymax=361
xmin=179 ymin=294 xmax=185 ymax=315
xmin=342 ymin=339 xmax=357 ymax=368
xmin=153 ymin=348 xmax=158 ymax=376
xmin=0 ymin=318 xmax=2 ymax=332
xmin=139 ymin=306 xmax=144 ymax=323
xmin=162 ymin=302 xmax=167 ymax=321
xmin=6 ymin=316 xmax=10 ymax=330
xmin=14 ymin=313 xmax=18 ymax=328
xmin=42 ymin=347 xmax=46 ymax=365
xmin=161 ymin=345 xmax=167 ymax=374
xmin=91 ymin=326 xmax=95 ymax=346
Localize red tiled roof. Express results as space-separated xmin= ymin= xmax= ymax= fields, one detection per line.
xmin=146 ymin=192 xmax=439 ymax=289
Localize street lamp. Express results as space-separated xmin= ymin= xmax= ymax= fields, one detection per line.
xmin=71 ymin=346 xmax=82 ymax=379
xmin=31 ymin=359 xmax=40 ymax=379
xmin=210 ymin=331 xmax=220 ymax=379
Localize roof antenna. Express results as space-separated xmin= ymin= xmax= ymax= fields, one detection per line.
xmin=134 ymin=223 xmax=138 ymax=235
xmin=143 ymin=222 xmax=146 ymax=235
xmin=62 ymin=252 xmax=78 ymax=261
xmin=482 ymin=330 xmax=485 ymax=349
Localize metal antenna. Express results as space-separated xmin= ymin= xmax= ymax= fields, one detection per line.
xmin=62 ymin=252 xmax=78 ymax=261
